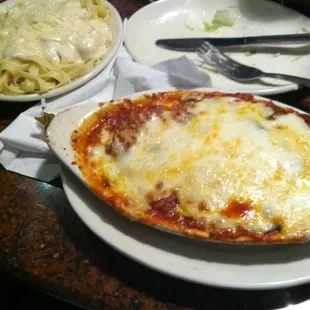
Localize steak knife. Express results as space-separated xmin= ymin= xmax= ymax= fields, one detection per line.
xmin=155 ymin=33 xmax=310 ymax=52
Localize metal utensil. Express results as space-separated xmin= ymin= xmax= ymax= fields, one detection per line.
xmin=196 ymin=41 xmax=310 ymax=87
xmin=156 ymin=33 xmax=310 ymax=51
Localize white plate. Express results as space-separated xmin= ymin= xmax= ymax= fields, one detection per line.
xmin=61 ymin=166 xmax=310 ymax=290
xmin=0 ymin=0 xmax=123 ymax=102
xmin=124 ymin=0 xmax=310 ymax=95
xmin=46 ymin=87 xmax=310 ymax=289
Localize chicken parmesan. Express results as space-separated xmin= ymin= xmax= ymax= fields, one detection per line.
xmin=71 ymin=91 xmax=310 ymax=244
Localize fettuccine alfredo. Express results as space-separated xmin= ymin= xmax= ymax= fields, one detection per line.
xmin=0 ymin=0 xmax=113 ymax=95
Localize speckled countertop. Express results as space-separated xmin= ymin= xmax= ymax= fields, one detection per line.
xmin=1 ymin=0 xmax=310 ymax=309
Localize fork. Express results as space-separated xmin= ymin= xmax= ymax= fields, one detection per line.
xmin=197 ymin=41 xmax=310 ymax=88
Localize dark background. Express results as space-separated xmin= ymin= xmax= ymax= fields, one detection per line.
xmin=0 ymin=277 xmax=80 ymax=309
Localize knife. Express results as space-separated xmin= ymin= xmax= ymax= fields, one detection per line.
xmin=155 ymin=33 xmax=310 ymax=52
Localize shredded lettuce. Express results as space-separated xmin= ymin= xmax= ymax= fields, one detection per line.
xmin=212 ymin=9 xmax=235 ymax=27
xmin=203 ymin=9 xmax=235 ymax=32
xmin=203 ymin=22 xmax=222 ymax=32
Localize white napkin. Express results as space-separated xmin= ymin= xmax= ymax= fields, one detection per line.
xmin=0 ymin=47 xmax=211 ymax=182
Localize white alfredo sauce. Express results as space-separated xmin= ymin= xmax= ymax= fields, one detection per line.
xmin=0 ymin=0 xmax=113 ymax=64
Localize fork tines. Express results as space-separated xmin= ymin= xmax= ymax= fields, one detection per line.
xmin=196 ymin=40 xmax=244 ymax=76
xmin=197 ymin=41 xmax=230 ymax=65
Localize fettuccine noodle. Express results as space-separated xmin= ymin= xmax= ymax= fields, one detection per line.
xmin=0 ymin=0 xmax=113 ymax=96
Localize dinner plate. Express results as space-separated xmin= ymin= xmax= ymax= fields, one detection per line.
xmin=46 ymin=87 xmax=310 ymax=289
xmin=61 ymin=166 xmax=310 ymax=289
xmin=0 ymin=0 xmax=123 ymax=102
xmin=124 ymin=0 xmax=310 ymax=95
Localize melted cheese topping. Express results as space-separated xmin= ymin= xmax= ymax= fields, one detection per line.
xmin=88 ymin=97 xmax=310 ymax=239
xmin=0 ymin=0 xmax=113 ymax=64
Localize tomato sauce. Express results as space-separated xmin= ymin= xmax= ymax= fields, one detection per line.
xmin=221 ymin=201 xmax=254 ymax=219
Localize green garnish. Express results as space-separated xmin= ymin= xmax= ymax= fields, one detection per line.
xmin=203 ymin=9 xmax=235 ymax=32
xmin=203 ymin=22 xmax=223 ymax=32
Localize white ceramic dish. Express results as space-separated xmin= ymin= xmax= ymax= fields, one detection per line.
xmin=0 ymin=0 xmax=123 ymax=102
xmin=47 ymin=88 xmax=310 ymax=289
xmin=124 ymin=0 xmax=310 ymax=95
xmin=61 ymin=166 xmax=310 ymax=290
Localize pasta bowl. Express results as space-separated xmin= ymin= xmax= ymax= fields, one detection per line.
xmin=0 ymin=0 xmax=123 ymax=102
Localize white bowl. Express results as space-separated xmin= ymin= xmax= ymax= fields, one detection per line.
xmin=0 ymin=0 xmax=123 ymax=102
